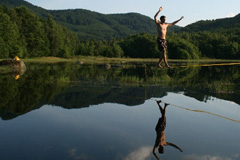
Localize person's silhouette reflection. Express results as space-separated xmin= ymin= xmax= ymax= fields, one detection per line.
xmin=153 ymin=100 xmax=183 ymax=160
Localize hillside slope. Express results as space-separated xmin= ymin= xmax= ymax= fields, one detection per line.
xmin=181 ymin=14 xmax=240 ymax=32
xmin=49 ymin=9 xmax=159 ymax=40
xmin=0 ymin=0 xmax=180 ymax=40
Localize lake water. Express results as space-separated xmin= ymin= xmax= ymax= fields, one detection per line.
xmin=0 ymin=61 xmax=240 ymax=160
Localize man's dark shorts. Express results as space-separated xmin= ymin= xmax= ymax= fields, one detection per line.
xmin=157 ymin=38 xmax=167 ymax=51
xmin=155 ymin=117 xmax=166 ymax=132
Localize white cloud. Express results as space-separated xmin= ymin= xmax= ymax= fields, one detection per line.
xmin=233 ymin=154 xmax=240 ymax=159
xmin=68 ymin=148 xmax=89 ymax=160
xmin=226 ymin=13 xmax=236 ymax=18
xmin=182 ymin=154 xmax=232 ymax=160
xmin=124 ymin=146 xmax=152 ymax=160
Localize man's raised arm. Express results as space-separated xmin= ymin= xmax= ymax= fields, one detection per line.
xmin=154 ymin=7 xmax=163 ymax=23
xmin=152 ymin=146 xmax=161 ymax=160
xmin=169 ymin=16 xmax=184 ymax=26
xmin=166 ymin=142 xmax=183 ymax=152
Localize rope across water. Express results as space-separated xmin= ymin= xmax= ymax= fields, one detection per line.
xmin=151 ymin=99 xmax=240 ymax=124
xmin=170 ymin=62 xmax=240 ymax=68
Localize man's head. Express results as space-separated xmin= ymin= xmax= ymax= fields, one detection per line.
xmin=160 ymin=16 xmax=166 ymax=23
xmin=158 ymin=145 xmax=165 ymax=154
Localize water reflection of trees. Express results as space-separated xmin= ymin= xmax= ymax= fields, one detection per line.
xmin=0 ymin=63 xmax=71 ymax=120
xmin=0 ymin=63 xmax=240 ymax=120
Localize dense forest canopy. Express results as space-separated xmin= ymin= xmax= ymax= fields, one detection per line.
xmin=181 ymin=14 xmax=240 ymax=32
xmin=0 ymin=0 xmax=181 ymax=40
xmin=0 ymin=5 xmax=78 ymax=58
xmin=0 ymin=0 xmax=239 ymax=59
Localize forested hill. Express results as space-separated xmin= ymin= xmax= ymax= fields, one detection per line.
xmin=0 ymin=5 xmax=78 ymax=58
xmin=0 ymin=0 xmax=180 ymax=40
xmin=48 ymin=10 xmax=158 ymax=40
xmin=1 ymin=0 xmax=239 ymax=39
xmin=181 ymin=14 xmax=240 ymax=32
xmin=0 ymin=0 xmax=33 ymax=8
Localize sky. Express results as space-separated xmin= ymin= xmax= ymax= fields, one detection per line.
xmin=24 ymin=0 xmax=240 ymax=27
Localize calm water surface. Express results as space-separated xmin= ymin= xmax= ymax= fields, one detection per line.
xmin=0 ymin=62 xmax=240 ymax=160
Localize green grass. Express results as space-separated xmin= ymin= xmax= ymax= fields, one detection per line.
xmin=0 ymin=66 xmax=11 ymax=73
xmin=22 ymin=57 xmax=75 ymax=63
xmin=3 ymin=56 xmax=240 ymax=64
xmin=21 ymin=56 xmax=158 ymax=64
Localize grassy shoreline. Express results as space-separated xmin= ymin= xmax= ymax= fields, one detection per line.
xmin=2 ymin=56 xmax=240 ymax=64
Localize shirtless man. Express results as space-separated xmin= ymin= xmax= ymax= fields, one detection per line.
xmin=152 ymin=100 xmax=183 ymax=160
xmin=154 ymin=7 xmax=184 ymax=68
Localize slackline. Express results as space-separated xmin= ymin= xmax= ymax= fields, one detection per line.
xmin=170 ymin=62 xmax=240 ymax=68
xmin=151 ymin=99 xmax=240 ymax=124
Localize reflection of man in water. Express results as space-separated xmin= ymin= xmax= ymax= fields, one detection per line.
xmin=152 ymin=100 xmax=183 ymax=160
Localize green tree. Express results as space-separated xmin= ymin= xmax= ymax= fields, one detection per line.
xmin=119 ymin=33 xmax=159 ymax=58
xmin=14 ymin=6 xmax=50 ymax=57
xmin=0 ymin=11 xmax=22 ymax=58
xmin=77 ymin=40 xmax=95 ymax=56
xmin=45 ymin=16 xmax=64 ymax=57
xmin=168 ymin=35 xmax=201 ymax=59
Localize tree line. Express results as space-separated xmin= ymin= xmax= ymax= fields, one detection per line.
xmin=0 ymin=5 xmax=239 ymax=59
xmin=78 ymin=29 xmax=240 ymax=59
xmin=0 ymin=5 xmax=78 ymax=58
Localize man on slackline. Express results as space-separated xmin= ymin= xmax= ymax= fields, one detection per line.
xmin=154 ymin=7 xmax=184 ymax=68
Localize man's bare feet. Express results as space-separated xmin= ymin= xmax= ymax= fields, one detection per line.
xmin=158 ymin=63 xmax=163 ymax=68
xmin=164 ymin=103 xmax=169 ymax=108
xmin=156 ymin=100 xmax=162 ymax=104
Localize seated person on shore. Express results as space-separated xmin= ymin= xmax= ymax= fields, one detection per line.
xmin=13 ymin=56 xmax=20 ymax=61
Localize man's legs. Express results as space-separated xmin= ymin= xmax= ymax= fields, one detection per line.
xmin=158 ymin=49 xmax=170 ymax=68
xmin=163 ymin=49 xmax=170 ymax=68
xmin=156 ymin=100 xmax=169 ymax=117
xmin=158 ymin=52 xmax=163 ymax=68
